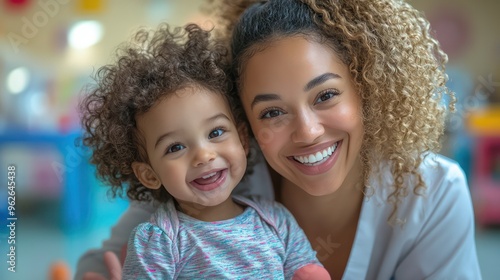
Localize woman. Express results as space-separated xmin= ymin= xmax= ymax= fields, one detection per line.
xmin=78 ymin=0 xmax=481 ymax=279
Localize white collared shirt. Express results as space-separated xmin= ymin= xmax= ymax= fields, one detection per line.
xmin=344 ymin=153 xmax=482 ymax=280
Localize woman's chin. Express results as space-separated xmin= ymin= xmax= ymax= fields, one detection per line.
xmin=298 ymin=182 xmax=341 ymax=197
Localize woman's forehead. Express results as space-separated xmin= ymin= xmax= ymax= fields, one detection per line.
xmin=240 ymin=36 xmax=347 ymax=84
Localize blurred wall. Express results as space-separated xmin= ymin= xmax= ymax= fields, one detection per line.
xmin=412 ymin=0 xmax=499 ymax=75
xmin=0 ymin=0 xmax=210 ymax=131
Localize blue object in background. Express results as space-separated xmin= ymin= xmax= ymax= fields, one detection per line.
xmin=445 ymin=66 xmax=476 ymax=181
xmin=0 ymin=129 xmax=130 ymax=280
xmin=0 ymin=130 xmax=91 ymax=232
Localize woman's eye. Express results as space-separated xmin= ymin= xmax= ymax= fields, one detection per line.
xmin=209 ymin=128 xmax=225 ymax=139
xmin=315 ymin=90 xmax=338 ymax=104
xmin=260 ymin=109 xmax=284 ymax=119
xmin=167 ymin=143 xmax=185 ymax=154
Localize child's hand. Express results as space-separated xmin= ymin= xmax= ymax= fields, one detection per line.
xmin=293 ymin=264 xmax=331 ymax=280
xmin=82 ymin=251 xmax=122 ymax=280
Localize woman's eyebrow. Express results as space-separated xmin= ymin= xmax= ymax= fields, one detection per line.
xmin=250 ymin=72 xmax=341 ymax=110
xmin=250 ymin=93 xmax=281 ymax=109
xmin=304 ymin=72 xmax=341 ymax=92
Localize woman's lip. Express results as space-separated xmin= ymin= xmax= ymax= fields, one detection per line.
xmin=289 ymin=140 xmax=340 ymax=157
xmin=190 ymin=169 xmax=228 ymax=191
xmin=288 ymin=140 xmax=342 ymax=176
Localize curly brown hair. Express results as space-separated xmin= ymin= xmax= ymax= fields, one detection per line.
xmin=79 ymin=23 xmax=251 ymax=203
xmin=210 ymin=0 xmax=455 ymax=222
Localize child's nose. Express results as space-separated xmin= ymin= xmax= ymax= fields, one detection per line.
xmin=192 ymin=145 xmax=216 ymax=167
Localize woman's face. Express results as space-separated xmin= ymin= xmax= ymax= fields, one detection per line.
xmin=240 ymin=36 xmax=364 ymax=196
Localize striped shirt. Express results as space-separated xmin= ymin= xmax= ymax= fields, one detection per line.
xmin=123 ymin=195 xmax=321 ymax=279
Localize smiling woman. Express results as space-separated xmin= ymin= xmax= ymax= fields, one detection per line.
xmin=221 ymin=0 xmax=482 ymax=279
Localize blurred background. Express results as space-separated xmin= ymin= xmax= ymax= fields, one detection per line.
xmin=0 ymin=0 xmax=498 ymax=279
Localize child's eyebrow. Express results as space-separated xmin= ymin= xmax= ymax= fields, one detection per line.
xmin=154 ymin=113 xmax=232 ymax=149
xmin=155 ymin=130 xmax=179 ymax=149
xmin=205 ymin=113 xmax=231 ymax=124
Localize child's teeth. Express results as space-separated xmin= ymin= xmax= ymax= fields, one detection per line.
xmin=202 ymin=172 xmax=216 ymax=179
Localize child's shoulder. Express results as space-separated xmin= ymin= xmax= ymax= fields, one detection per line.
xmin=136 ymin=199 xmax=178 ymax=238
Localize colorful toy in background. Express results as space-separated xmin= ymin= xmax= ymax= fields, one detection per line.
xmin=77 ymin=0 xmax=105 ymax=13
xmin=443 ymin=67 xmax=475 ymax=180
xmin=49 ymin=261 xmax=71 ymax=280
xmin=467 ymin=106 xmax=500 ymax=227
xmin=3 ymin=0 xmax=31 ymax=11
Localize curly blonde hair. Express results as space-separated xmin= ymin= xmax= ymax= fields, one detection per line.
xmin=210 ymin=0 xmax=455 ymax=222
xmin=79 ymin=23 xmax=251 ymax=203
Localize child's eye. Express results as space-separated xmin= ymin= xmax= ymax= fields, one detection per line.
xmin=209 ymin=128 xmax=225 ymax=139
xmin=166 ymin=143 xmax=185 ymax=154
xmin=314 ymin=89 xmax=339 ymax=104
xmin=259 ymin=108 xmax=285 ymax=119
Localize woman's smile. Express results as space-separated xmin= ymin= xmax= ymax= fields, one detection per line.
xmin=288 ymin=140 xmax=341 ymax=176
xmin=291 ymin=141 xmax=339 ymax=165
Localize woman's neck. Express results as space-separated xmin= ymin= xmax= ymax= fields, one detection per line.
xmin=278 ymin=159 xmax=365 ymax=279
xmin=282 ymin=180 xmax=363 ymax=229
xmin=279 ymin=159 xmax=365 ymax=233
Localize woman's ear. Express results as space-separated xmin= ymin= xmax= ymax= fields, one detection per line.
xmin=237 ymin=123 xmax=250 ymax=155
xmin=131 ymin=162 xmax=162 ymax=189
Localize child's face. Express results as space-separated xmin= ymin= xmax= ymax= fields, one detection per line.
xmin=134 ymin=87 xmax=247 ymax=208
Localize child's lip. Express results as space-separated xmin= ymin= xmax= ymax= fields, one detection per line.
xmin=193 ymin=168 xmax=225 ymax=180
xmin=190 ymin=169 xmax=228 ymax=192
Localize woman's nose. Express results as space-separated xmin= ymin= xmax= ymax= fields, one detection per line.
xmin=291 ymin=109 xmax=324 ymax=144
xmin=192 ymin=145 xmax=216 ymax=167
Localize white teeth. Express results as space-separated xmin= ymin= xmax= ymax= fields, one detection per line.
xmin=308 ymin=154 xmax=315 ymax=163
xmin=315 ymin=152 xmax=323 ymax=161
xmin=202 ymin=172 xmax=217 ymax=179
xmin=293 ymin=143 xmax=338 ymax=165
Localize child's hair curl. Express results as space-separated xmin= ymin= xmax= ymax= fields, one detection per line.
xmin=80 ymin=23 xmax=251 ymax=203
xmin=212 ymin=0 xmax=455 ymax=222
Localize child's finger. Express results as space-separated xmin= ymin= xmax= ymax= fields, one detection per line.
xmin=103 ymin=251 xmax=122 ymax=280
xmin=82 ymin=272 xmax=107 ymax=280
